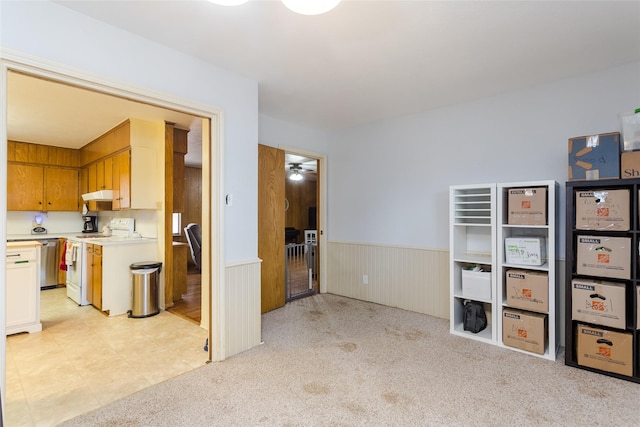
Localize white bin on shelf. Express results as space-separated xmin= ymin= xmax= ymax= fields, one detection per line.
xmin=462 ymin=269 xmax=491 ymax=300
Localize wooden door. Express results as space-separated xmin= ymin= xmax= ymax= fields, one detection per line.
xmin=258 ymin=144 xmax=285 ymax=313
xmin=7 ymin=163 xmax=44 ymax=210
xmin=45 ymin=167 xmax=79 ymax=211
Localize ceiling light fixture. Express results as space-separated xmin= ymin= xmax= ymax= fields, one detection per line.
xmin=208 ymin=0 xmax=342 ymax=16
xmin=289 ymin=164 xmax=304 ymax=181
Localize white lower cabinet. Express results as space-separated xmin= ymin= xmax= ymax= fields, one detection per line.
xmin=6 ymin=243 xmax=42 ymax=335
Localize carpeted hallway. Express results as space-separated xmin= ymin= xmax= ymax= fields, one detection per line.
xmin=60 ymin=294 xmax=638 ymax=426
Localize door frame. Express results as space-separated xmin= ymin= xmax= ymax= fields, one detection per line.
xmin=0 ymin=51 xmax=226 ymax=405
xmin=280 ymin=146 xmax=327 ymax=294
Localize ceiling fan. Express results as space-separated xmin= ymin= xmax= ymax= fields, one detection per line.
xmin=288 ymin=161 xmax=317 ymax=180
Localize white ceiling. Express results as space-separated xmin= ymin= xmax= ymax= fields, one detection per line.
xmin=6 ymin=1 xmax=640 ymax=166
xmin=51 ymin=0 xmax=640 ymax=131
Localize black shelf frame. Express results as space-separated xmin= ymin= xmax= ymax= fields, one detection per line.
xmin=565 ymin=178 xmax=640 ymax=384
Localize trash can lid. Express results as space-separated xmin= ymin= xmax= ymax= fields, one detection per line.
xmin=130 ymin=261 xmax=163 ymax=270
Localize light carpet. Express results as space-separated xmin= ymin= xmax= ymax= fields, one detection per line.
xmin=60 ymin=294 xmax=639 ymax=426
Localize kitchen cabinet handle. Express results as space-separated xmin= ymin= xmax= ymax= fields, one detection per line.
xmin=7 ymin=253 xmax=21 ymax=257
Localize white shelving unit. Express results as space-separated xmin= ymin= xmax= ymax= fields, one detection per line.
xmin=449 ymin=184 xmax=497 ymax=344
xmin=496 ymin=181 xmax=559 ymax=360
xmin=450 ymin=181 xmax=559 ymax=360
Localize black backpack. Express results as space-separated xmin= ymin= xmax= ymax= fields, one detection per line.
xmin=463 ymin=300 xmax=487 ymax=333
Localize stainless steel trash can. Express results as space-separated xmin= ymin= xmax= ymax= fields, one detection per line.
xmin=128 ymin=261 xmax=162 ymax=318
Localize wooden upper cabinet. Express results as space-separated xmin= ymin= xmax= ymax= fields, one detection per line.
xmin=7 ymin=163 xmax=45 ymax=210
xmin=87 ymin=162 xmax=98 ymax=193
xmin=7 ymin=164 xmax=79 ymax=212
xmin=112 ymin=149 xmax=131 ymax=210
xmin=104 ymin=156 xmax=113 ymax=190
xmin=44 ymin=167 xmax=79 ymax=211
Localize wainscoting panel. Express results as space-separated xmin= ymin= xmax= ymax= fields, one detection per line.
xmin=327 ymin=242 xmax=449 ymax=319
xmin=225 ymin=259 xmax=262 ymax=358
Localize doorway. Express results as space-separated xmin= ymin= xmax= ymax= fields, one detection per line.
xmin=1 ymin=61 xmax=220 ymax=422
xmin=284 ymin=153 xmax=319 ymax=301
xmin=258 ymin=145 xmax=323 ymax=312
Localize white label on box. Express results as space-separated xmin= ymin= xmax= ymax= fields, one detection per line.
xmin=505 ymin=237 xmax=546 ymax=266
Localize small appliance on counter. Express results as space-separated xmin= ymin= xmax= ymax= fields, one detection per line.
xmin=31 ymin=214 xmax=47 ymax=234
xmin=82 ymin=215 xmax=98 ymax=233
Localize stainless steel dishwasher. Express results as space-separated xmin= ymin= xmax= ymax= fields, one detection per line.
xmin=39 ymin=239 xmax=60 ymax=289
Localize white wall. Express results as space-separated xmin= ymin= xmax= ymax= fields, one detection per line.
xmin=0 ymin=0 xmax=259 ymax=263
xmin=328 ymin=61 xmax=640 ymax=257
xmin=259 ymin=113 xmax=330 ymax=153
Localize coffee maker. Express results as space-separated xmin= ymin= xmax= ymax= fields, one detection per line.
xmin=82 ymin=215 xmax=98 ymax=233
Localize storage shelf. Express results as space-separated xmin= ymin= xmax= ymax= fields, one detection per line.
xmin=565 ymin=178 xmax=640 ymax=384
xmin=451 ymin=181 xmax=559 ymax=361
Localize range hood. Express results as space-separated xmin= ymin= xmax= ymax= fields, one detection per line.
xmin=82 ymin=190 xmax=114 ymax=201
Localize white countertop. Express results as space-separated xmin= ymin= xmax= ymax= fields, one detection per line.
xmin=7 ymin=233 xmax=157 ymax=246
xmin=7 ymin=240 xmax=43 ymax=248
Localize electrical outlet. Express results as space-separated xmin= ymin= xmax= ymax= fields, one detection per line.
xmin=362 ymin=275 xmax=368 ymax=285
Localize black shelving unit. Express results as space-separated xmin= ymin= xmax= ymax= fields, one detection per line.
xmin=565 ymin=178 xmax=640 ymax=383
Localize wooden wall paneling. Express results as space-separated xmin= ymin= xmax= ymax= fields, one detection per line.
xmin=285 ymin=178 xmax=317 ymax=242
xmin=181 ymin=166 xmax=202 ymax=249
xmin=258 ymin=144 xmax=285 ymax=313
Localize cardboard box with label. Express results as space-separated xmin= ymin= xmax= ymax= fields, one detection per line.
xmin=574 ymin=189 xmax=630 ymax=231
xmin=504 ymin=237 xmax=546 ymax=266
xmin=576 ymin=235 xmax=631 ymax=280
xmin=568 ymin=132 xmax=620 ymax=181
xmin=462 ymin=268 xmax=491 ymax=300
xmin=505 ymin=269 xmax=549 ymax=313
xmin=502 ymin=308 xmax=547 ymax=355
xmin=576 ymin=324 xmax=633 ymax=377
xmin=508 ymin=187 xmax=547 ymax=225
xmin=620 ymin=151 xmax=640 ymax=179
xmin=571 ymin=278 xmax=626 ymax=329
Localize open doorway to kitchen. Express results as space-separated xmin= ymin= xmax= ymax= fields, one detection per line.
xmin=2 ymin=65 xmax=218 ymax=425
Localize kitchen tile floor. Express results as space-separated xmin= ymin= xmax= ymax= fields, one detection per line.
xmin=5 ymin=287 xmax=209 ymax=426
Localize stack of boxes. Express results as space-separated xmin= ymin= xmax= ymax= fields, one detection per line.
xmin=569 ymin=189 xmax=633 ymax=377
xmin=502 ymin=187 xmax=548 ymax=355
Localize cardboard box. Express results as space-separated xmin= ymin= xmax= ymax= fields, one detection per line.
xmin=508 ymin=187 xmax=547 ymax=225
xmin=502 ymin=309 xmax=547 ymax=355
xmin=568 ymin=132 xmax=620 ymax=181
xmin=620 ymin=151 xmax=640 ymax=179
xmin=576 ymin=324 xmax=633 ymax=377
xmin=571 ymin=278 xmax=626 ymax=329
xmin=574 ymin=189 xmax=630 ymax=231
xmin=505 ymin=269 xmax=549 ymax=313
xmin=462 ymin=269 xmax=491 ymax=300
xmin=504 ymin=237 xmax=546 ymax=266
xmin=576 ymin=235 xmax=631 ymax=280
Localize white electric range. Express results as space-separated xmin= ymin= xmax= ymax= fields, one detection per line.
xmin=65 ymin=218 xmax=137 ymax=305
